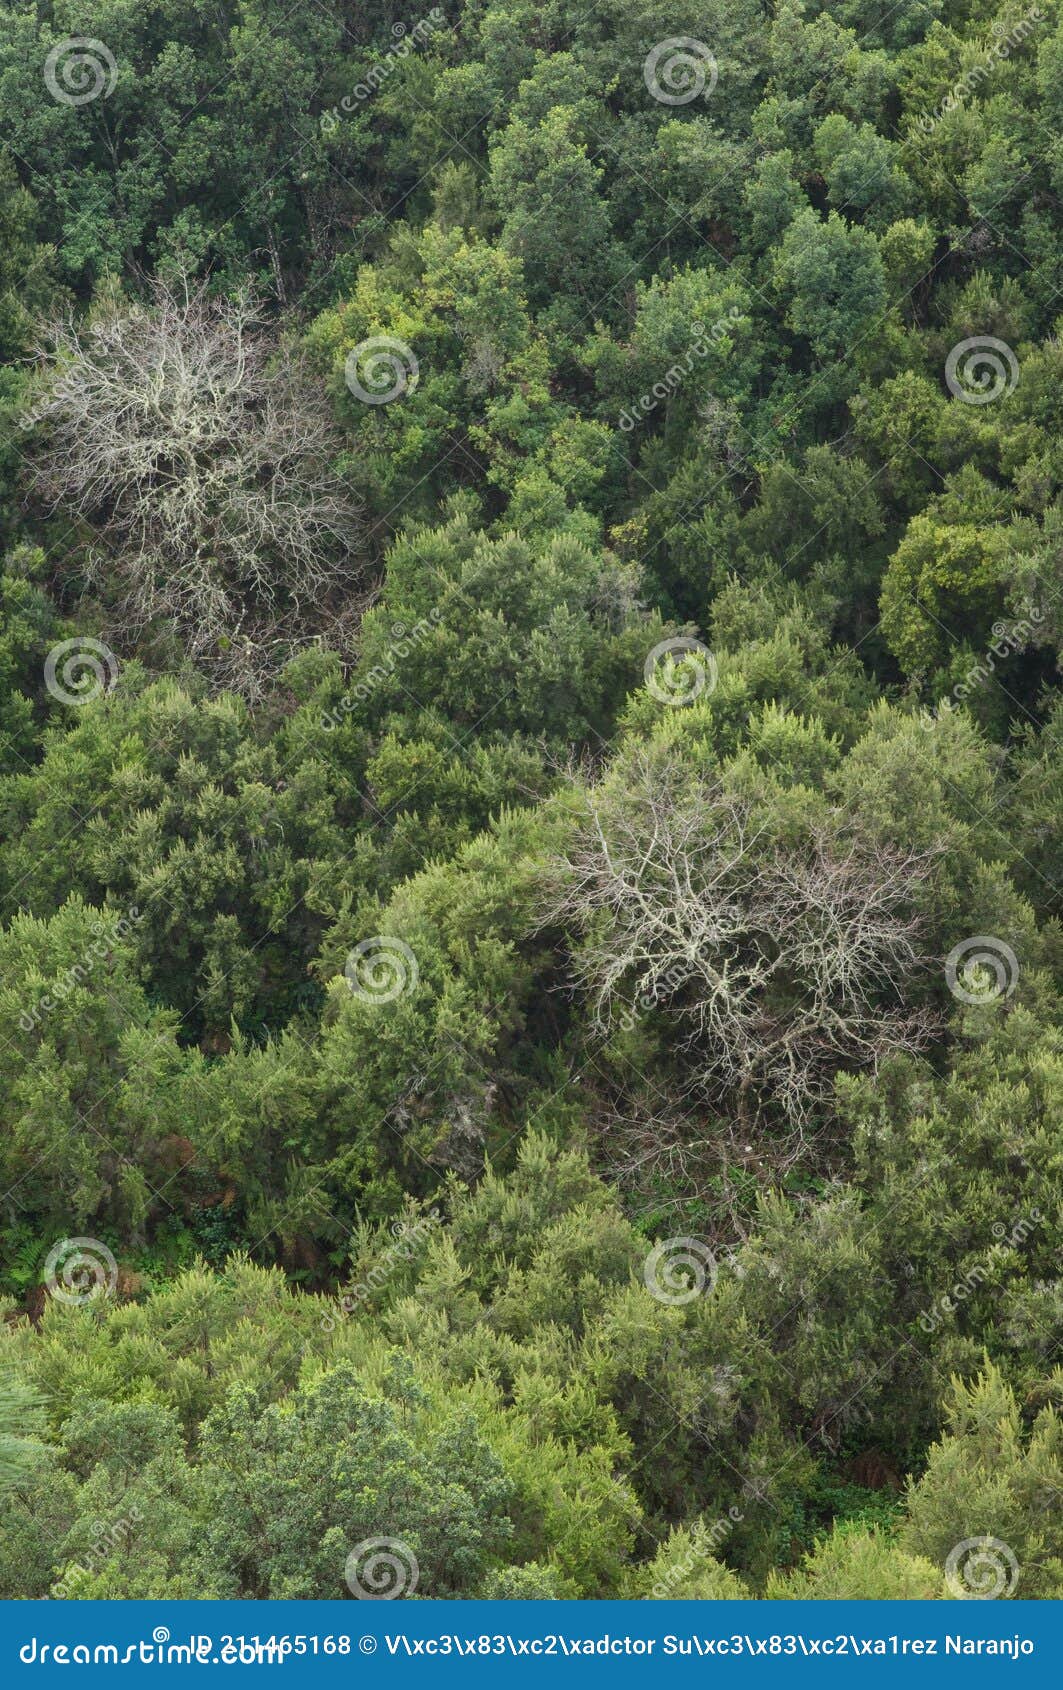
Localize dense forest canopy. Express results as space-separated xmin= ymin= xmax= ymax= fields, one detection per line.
xmin=0 ymin=0 xmax=1061 ymax=1602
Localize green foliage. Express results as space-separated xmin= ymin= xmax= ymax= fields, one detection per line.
xmin=0 ymin=1369 xmax=49 ymax=1491
xmin=766 ymin=1525 xmax=945 ymax=1599
xmin=902 ymin=1366 xmax=1063 ymax=1599
xmin=0 ymin=0 xmax=1061 ymax=1606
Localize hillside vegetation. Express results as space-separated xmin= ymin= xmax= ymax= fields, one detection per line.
xmin=0 ymin=0 xmax=1061 ymax=1601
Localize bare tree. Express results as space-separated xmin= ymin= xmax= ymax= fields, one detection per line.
xmin=26 ymin=279 xmax=365 ymax=697
xmin=542 ymin=749 xmax=939 ymax=1133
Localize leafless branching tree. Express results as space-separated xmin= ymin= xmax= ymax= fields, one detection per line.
xmin=542 ymin=749 xmax=940 ymax=1133
xmin=26 ymin=279 xmax=365 ymax=697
